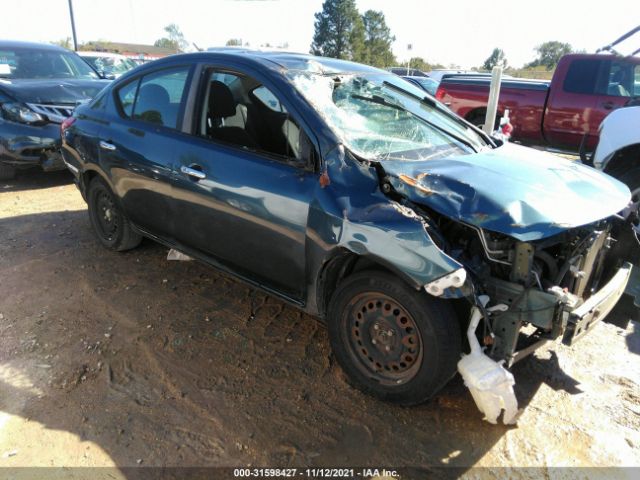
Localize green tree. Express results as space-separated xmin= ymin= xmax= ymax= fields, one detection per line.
xmin=482 ymin=48 xmax=507 ymax=70
xmin=526 ymin=41 xmax=573 ymax=70
xmin=154 ymin=24 xmax=188 ymax=52
xmin=406 ymin=57 xmax=444 ymax=73
xmin=360 ymin=10 xmax=395 ymax=67
xmin=226 ymin=38 xmax=242 ymax=46
xmin=310 ymin=0 xmax=365 ymax=60
xmin=51 ymin=37 xmax=72 ymax=49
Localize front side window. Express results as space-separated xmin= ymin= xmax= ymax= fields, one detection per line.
xmin=289 ymin=71 xmax=488 ymax=162
xmin=604 ymin=60 xmax=638 ymax=97
xmin=0 ymin=48 xmax=98 ymax=79
xmin=198 ymin=69 xmax=309 ymax=163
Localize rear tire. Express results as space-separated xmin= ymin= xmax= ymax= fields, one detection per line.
xmin=87 ymin=176 xmax=142 ymax=251
xmin=610 ymin=167 xmax=640 ymax=268
xmin=327 ymin=271 xmax=461 ymax=405
xmin=468 ymin=112 xmax=500 ymax=131
xmin=0 ymin=163 xmax=16 ymax=180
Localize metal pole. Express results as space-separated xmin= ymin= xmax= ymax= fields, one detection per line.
xmin=67 ymin=0 xmax=78 ymax=51
xmin=484 ymin=66 xmax=503 ymax=135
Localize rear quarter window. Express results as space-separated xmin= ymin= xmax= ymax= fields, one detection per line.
xmin=563 ymin=59 xmax=601 ymax=94
xmin=116 ymin=79 xmax=139 ymax=117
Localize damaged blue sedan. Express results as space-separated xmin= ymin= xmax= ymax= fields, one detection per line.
xmin=61 ymin=50 xmax=637 ymax=420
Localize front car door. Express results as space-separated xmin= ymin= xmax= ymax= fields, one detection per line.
xmin=593 ymin=58 xmax=640 ymax=131
xmin=170 ymin=65 xmax=319 ymax=301
xmin=99 ymin=65 xmax=192 ymax=239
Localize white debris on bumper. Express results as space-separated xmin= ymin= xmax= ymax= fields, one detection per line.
xmin=457 ymin=296 xmax=519 ymax=425
xmin=424 ymin=268 xmax=467 ymax=296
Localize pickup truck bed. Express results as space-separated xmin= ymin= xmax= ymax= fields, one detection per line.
xmin=436 ymin=54 xmax=640 ymax=153
xmin=436 ymin=77 xmax=550 ymax=145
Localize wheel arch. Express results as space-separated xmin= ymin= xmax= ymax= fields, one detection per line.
xmin=316 ymin=249 xmax=424 ymax=320
xmin=80 ymin=166 xmax=116 ymax=200
xmin=602 ymin=143 xmax=640 ymax=179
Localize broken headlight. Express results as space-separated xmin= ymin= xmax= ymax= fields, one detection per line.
xmin=1 ymin=102 xmax=45 ymax=124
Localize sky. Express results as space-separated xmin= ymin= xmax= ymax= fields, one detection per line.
xmin=2 ymin=0 xmax=638 ymax=68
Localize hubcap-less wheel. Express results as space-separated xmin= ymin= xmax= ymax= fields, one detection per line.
xmin=343 ymin=293 xmax=423 ymax=386
xmin=95 ymin=191 xmax=119 ymax=241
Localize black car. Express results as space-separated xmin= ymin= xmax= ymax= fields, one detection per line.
xmin=0 ymin=40 xmax=109 ymax=179
xmin=61 ymin=51 xmax=634 ymax=414
xmin=402 ymin=75 xmax=440 ymax=96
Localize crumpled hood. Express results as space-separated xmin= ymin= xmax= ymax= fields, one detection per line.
xmin=383 ymin=143 xmax=631 ymax=241
xmin=0 ymin=78 xmax=109 ymax=104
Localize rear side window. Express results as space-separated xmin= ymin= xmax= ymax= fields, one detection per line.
xmin=563 ymin=59 xmax=601 ymax=94
xmin=133 ymin=68 xmax=189 ymax=128
xmin=117 ymin=79 xmax=138 ymax=117
xmin=115 ymin=66 xmax=190 ymax=129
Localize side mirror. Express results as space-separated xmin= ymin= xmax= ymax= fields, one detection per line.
xmin=98 ymin=70 xmax=116 ymax=80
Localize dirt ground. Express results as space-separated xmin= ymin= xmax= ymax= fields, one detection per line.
xmin=1 ymin=170 xmax=639 ymax=478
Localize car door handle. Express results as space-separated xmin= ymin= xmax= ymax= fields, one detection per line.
xmin=602 ymin=101 xmax=616 ymax=110
xmin=99 ymin=140 xmax=116 ymax=151
xmin=180 ymin=165 xmax=206 ymax=180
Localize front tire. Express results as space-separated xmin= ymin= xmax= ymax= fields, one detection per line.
xmin=327 ymin=271 xmax=461 ymax=405
xmin=0 ymin=163 xmax=16 ymax=180
xmin=87 ymin=177 xmax=142 ymax=251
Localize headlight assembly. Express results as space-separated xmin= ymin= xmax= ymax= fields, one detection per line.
xmin=1 ymin=102 xmax=46 ymax=124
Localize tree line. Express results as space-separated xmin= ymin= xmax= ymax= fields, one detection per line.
xmin=52 ymin=1 xmax=580 ymax=75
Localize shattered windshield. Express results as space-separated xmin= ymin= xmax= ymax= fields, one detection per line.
xmin=85 ymin=56 xmax=138 ymax=75
xmin=0 ymin=48 xmax=99 ymax=79
xmin=289 ymin=71 xmax=489 ymax=161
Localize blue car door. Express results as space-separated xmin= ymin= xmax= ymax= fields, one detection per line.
xmin=170 ymin=68 xmax=319 ymax=300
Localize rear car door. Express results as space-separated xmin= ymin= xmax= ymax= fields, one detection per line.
xmin=544 ymin=58 xmax=603 ymax=150
xmin=170 ymin=66 xmax=319 ymax=300
xmin=99 ymin=65 xmax=192 ymax=239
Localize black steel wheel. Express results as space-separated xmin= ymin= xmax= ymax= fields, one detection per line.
xmin=87 ymin=176 xmax=142 ymax=251
xmin=343 ymin=293 xmax=424 ymax=386
xmin=327 ymin=271 xmax=461 ymax=405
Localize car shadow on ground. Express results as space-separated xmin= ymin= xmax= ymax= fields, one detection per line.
xmin=1 ymin=169 xmax=73 ymax=193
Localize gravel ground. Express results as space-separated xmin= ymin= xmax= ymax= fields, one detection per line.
xmin=0 ymin=170 xmax=639 ymax=479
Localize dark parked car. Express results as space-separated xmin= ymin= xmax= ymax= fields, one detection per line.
xmin=0 ymin=40 xmax=108 ymax=179
xmin=402 ymin=75 xmax=439 ymax=96
xmin=61 ymin=50 xmax=635 ymax=409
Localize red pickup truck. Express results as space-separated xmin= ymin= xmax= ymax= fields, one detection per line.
xmin=435 ymin=54 xmax=640 ymax=152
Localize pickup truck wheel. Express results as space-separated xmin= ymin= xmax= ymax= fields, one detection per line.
xmin=87 ymin=177 xmax=142 ymax=251
xmin=616 ymin=168 xmax=640 ymax=200
xmin=468 ymin=112 xmax=500 ymax=131
xmin=0 ymin=163 xmax=16 ymax=180
xmin=327 ymin=271 xmax=461 ymax=405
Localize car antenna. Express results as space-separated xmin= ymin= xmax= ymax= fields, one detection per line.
xmin=596 ymin=25 xmax=640 ymax=55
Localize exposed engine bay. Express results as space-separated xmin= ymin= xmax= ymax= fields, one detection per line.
xmin=423 ymin=205 xmax=634 ymax=365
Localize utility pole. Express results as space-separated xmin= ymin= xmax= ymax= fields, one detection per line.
xmin=406 ymin=43 xmax=413 ymax=75
xmin=67 ymin=0 xmax=78 ymax=51
xmin=484 ymin=66 xmax=503 ymax=135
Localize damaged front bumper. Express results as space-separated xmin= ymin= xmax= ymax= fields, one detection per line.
xmin=0 ymin=120 xmax=65 ymax=171
xmin=460 ymin=264 xmax=632 ymax=424
xmin=480 ymin=263 xmax=632 ymax=366
xmin=562 ymin=262 xmax=632 ymax=345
